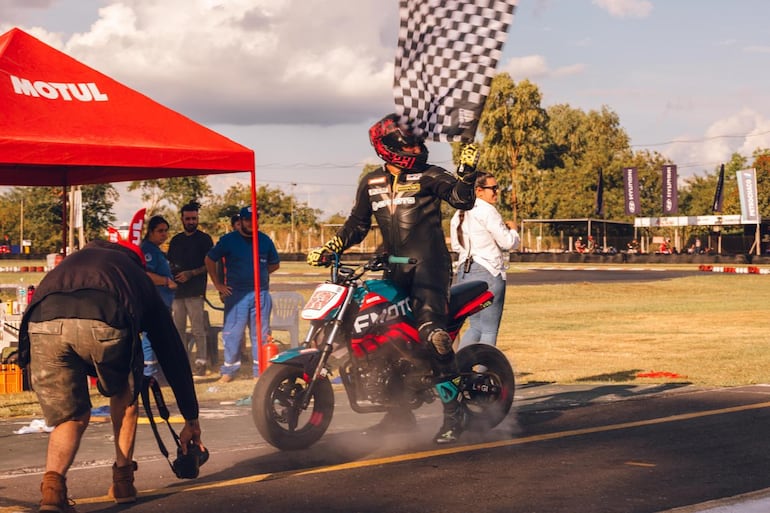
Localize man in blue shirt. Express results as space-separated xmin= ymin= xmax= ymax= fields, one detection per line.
xmin=205 ymin=206 xmax=280 ymax=382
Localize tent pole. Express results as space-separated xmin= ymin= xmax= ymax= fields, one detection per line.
xmin=62 ymin=185 xmax=68 ymax=256
xmin=250 ymin=169 xmax=264 ymax=374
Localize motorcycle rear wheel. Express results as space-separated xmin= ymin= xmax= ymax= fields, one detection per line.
xmin=252 ymin=363 xmax=335 ymax=451
xmin=456 ymin=343 xmax=515 ymax=432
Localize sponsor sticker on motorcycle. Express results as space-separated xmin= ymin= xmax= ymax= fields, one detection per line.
xmin=302 ymin=283 xmax=347 ymax=321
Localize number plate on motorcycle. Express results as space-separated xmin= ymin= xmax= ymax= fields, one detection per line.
xmin=302 ymin=283 xmax=347 ymax=320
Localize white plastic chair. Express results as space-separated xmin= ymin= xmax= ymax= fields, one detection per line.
xmin=269 ymin=291 xmax=304 ymax=348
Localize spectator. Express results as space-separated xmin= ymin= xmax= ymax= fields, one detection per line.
xmin=205 ymin=206 xmax=280 ymax=383
xmin=18 ymin=239 xmax=202 ymax=511
xmin=217 ymin=214 xmax=247 ymax=364
xmin=168 ymin=202 xmax=214 ymax=378
xmin=140 ymin=216 xmax=177 ymax=380
xmin=586 ymin=235 xmax=596 ymax=253
xmin=575 ymin=237 xmax=586 ymax=253
xmin=450 ymin=172 xmax=519 ymax=348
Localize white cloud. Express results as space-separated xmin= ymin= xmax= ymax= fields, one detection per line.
xmin=663 ymin=109 xmax=770 ymax=176
xmin=592 ymin=0 xmax=652 ymax=19
xmin=8 ymin=0 xmax=397 ymax=126
xmin=500 ymin=55 xmax=584 ymax=80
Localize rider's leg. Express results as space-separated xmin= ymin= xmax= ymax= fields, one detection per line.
xmin=395 ymin=260 xmax=464 ymax=443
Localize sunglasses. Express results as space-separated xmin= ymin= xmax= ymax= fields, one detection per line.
xmin=480 ymin=184 xmax=499 ymax=193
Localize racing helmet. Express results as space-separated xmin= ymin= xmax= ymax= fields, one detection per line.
xmin=368 ymin=114 xmax=428 ymax=170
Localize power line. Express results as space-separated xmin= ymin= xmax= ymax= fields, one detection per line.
xmin=631 ymin=129 xmax=770 ymax=149
xmin=252 ymin=128 xmax=770 ymax=187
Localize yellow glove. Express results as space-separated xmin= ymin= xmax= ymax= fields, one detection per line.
xmin=457 ymin=143 xmax=480 ymax=183
xmin=306 ymin=236 xmax=344 ymax=267
xmin=307 ymin=247 xmax=329 ymax=267
xmin=324 ymin=235 xmax=344 ymax=254
xmin=460 ymin=143 xmax=480 ymax=168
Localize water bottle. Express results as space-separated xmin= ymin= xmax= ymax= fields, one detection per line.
xmin=17 ymin=286 xmax=25 ymax=308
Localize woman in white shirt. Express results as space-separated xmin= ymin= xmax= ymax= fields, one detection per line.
xmin=450 ymin=172 xmax=520 ymax=348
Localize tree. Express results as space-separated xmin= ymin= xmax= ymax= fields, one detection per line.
xmin=542 ymin=105 xmax=632 ymax=220
xmin=475 ymin=75 xmax=548 ymax=224
xmin=0 ymin=184 xmax=116 ymax=254
xmin=203 ymin=183 xmax=322 ymax=248
xmin=751 ymin=148 xmax=770 ymax=218
xmin=128 ymin=176 xmax=212 ymax=220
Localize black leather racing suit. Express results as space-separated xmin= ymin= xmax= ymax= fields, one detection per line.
xmin=335 ymin=164 xmax=476 ymax=346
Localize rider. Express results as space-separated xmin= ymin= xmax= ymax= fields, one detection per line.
xmin=307 ymin=113 xmax=479 ymax=444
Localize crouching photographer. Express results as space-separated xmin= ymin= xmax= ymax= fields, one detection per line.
xmin=19 ymin=239 xmax=206 ymax=513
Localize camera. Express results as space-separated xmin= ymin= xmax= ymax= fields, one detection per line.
xmin=171 ymin=442 xmax=209 ymax=479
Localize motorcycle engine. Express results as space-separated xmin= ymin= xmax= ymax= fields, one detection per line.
xmin=343 ymin=355 xmax=423 ymax=407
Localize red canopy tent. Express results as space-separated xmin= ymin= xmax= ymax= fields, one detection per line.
xmin=0 ymin=27 xmax=254 ymax=183
xmin=0 ymin=28 xmax=269 ymax=369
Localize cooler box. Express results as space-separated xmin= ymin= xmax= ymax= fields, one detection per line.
xmin=0 ymin=364 xmax=23 ymax=393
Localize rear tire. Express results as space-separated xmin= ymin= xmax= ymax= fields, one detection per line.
xmin=252 ymin=363 xmax=334 ymax=450
xmin=455 ymin=343 xmax=515 ymax=431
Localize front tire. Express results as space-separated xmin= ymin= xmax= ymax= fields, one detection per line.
xmin=456 ymin=343 xmax=515 ymax=432
xmin=252 ymin=363 xmax=334 ymax=450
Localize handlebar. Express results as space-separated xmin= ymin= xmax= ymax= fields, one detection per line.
xmin=321 ymin=253 xmax=416 ymax=284
xmin=387 ymin=255 xmax=416 ymax=265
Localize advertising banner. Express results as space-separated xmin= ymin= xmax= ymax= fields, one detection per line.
xmin=623 ymin=167 xmax=640 ymax=215
xmin=712 ymin=163 xmax=725 ymax=213
xmin=594 ymin=168 xmax=604 ymax=217
xmin=662 ymin=164 xmax=678 ymax=214
xmin=736 ymin=168 xmax=759 ymax=224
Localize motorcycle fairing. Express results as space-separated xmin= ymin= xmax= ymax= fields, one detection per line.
xmin=350 ymin=289 xmax=419 ymax=358
xmin=270 ymin=347 xmax=321 ymax=370
xmin=302 ymin=283 xmax=347 ymax=321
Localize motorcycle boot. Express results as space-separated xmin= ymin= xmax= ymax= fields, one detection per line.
xmin=434 ymin=375 xmax=465 ymax=444
xmin=426 ymin=328 xmax=453 ymax=357
xmin=361 ymin=407 xmax=416 ymax=436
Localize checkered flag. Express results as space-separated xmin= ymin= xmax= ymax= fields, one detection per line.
xmin=394 ymin=0 xmax=517 ymax=143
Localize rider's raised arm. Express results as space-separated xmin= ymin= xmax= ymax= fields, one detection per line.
xmin=426 ymin=166 xmax=476 ymax=210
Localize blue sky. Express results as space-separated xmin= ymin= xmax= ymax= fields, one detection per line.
xmin=3 ymin=0 xmax=770 ymax=221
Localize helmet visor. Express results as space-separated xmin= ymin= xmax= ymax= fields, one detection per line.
xmin=381 ymin=127 xmax=421 ymax=151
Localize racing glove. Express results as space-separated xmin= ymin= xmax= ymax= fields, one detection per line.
xmin=306 ymin=236 xmax=344 ymax=266
xmin=457 ymin=143 xmax=480 ymax=184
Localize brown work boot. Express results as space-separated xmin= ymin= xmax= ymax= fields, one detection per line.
xmin=107 ymin=461 xmax=138 ymax=503
xmin=39 ymin=471 xmax=77 ymax=513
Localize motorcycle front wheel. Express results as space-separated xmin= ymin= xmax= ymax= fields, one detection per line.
xmin=252 ymin=363 xmax=335 ymax=451
xmin=456 ymin=343 xmax=515 ymax=432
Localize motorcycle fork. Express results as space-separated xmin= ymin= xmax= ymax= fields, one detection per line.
xmin=300 ymin=284 xmax=355 ymax=410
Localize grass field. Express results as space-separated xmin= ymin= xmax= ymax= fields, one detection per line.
xmin=2 ymin=260 xmax=769 ymax=417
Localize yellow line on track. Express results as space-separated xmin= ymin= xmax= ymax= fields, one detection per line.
xmin=70 ymin=400 xmax=770 ymax=505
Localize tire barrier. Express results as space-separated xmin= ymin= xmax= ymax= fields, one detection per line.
xmin=0 ymin=266 xmax=47 ymax=273
xmin=698 ymin=264 xmax=770 ymax=274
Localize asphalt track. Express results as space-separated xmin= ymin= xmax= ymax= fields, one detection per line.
xmin=4 ymin=385 xmax=770 ymax=512
xmin=2 ymin=267 xmax=767 ymax=513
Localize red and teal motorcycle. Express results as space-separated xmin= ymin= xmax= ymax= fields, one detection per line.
xmin=251 ymin=253 xmax=514 ymax=450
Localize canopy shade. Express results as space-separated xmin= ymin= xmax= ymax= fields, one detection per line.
xmin=0 ymin=28 xmax=254 ymax=186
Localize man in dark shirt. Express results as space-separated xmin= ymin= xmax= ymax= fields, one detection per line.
xmin=168 ymin=202 xmax=214 ymax=377
xmin=19 ymin=239 xmax=203 ymax=513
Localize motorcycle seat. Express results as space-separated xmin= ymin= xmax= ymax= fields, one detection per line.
xmin=448 ymin=280 xmax=489 ymax=317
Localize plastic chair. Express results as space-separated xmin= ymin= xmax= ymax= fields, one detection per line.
xmin=270 ymin=291 xmax=304 ymax=348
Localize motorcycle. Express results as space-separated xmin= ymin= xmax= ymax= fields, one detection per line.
xmin=251 ymin=253 xmax=515 ymax=451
